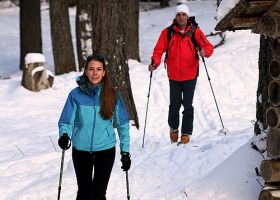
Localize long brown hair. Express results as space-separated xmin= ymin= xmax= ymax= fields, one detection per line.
xmin=85 ymin=54 xmax=117 ymax=119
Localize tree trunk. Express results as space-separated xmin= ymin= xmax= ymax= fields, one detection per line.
xmin=217 ymin=0 xmax=222 ymax=7
xmin=49 ymin=0 xmax=76 ymax=75
xmin=255 ymin=35 xmax=274 ymax=135
xmin=125 ymin=0 xmax=140 ymax=61
xmin=22 ymin=55 xmax=54 ymax=92
xmin=68 ymin=0 xmax=77 ymax=7
xmin=160 ymin=0 xmax=169 ymax=8
xmin=19 ymin=0 xmax=42 ymax=70
xmin=92 ymin=0 xmax=139 ymax=129
xmin=76 ymin=0 xmax=93 ymax=71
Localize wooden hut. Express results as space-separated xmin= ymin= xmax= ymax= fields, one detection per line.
xmin=215 ymin=0 xmax=280 ymax=199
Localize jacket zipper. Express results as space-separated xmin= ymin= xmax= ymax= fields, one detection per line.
xmin=91 ymin=90 xmax=97 ymax=152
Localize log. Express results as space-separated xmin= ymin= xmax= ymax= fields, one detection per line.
xmin=267 ymin=128 xmax=280 ymax=158
xmin=248 ymin=1 xmax=274 ymax=16
xmin=252 ymin=12 xmax=280 ymax=37
xmin=273 ymin=38 xmax=280 ymax=59
xmin=267 ymin=107 xmax=280 ymax=129
xmin=268 ymin=80 xmax=280 ymax=106
xmin=22 ymin=53 xmax=54 ymax=92
xmin=260 ymin=159 xmax=280 ymax=182
xmin=215 ymin=0 xmax=250 ymax=32
xmin=231 ymin=17 xmax=259 ymax=29
xmin=269 ymin=59 xmax=280 ymax=80
xmin=259 ymin=189 xmax=280 ymax=200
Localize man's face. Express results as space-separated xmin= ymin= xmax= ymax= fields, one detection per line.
xmin=176 ymin=12 xmax=188 ymax=28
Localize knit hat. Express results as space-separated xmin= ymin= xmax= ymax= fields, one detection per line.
xmin=175 ymin=4 xmax=190 ymax=16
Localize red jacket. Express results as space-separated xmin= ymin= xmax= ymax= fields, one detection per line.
xmin=152 ymin=22 xmax=214 ymax=81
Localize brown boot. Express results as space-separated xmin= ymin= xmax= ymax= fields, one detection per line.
xmin=180 ymin=134 xmax=190 ymax=144
xmin=170 ymin=130 xmax=179 ymax=143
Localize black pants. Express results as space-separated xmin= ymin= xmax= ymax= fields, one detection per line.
xmin=168 ymin=79 xmax=197 ymax=134
xmin=72 ymin=147 xmax=116 ymax=200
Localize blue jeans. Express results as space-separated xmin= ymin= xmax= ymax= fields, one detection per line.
xmin=168 ymin=79 xmax=197 ymax=134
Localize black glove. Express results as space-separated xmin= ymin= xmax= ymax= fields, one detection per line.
xmin=121 ymin=152 xmax=131 ymax=171
xmin=58 ymin=133 xmax=71 ymax=150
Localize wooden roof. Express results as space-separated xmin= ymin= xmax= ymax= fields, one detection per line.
xmin=215 ymin=0 xmax=280 ymax=37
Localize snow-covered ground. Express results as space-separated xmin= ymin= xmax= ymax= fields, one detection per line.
xmin=0 ymin=1 xmax=264 ymax=199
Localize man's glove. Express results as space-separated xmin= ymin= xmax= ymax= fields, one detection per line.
xmin=58 ymin=133 xmax=71 ymax=150
xmin=148 ymin=59 xmax=157 ymax=72
xmin=120 ymin=152 xmax=131 ymax=171
xmin=148 ymin=63 xmax=157 ymax=72
xmin=199 ymin=48 xmax=206 ymax=57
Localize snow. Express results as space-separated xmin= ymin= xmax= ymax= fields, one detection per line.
xmin=31 ymin=66 xmax=44 ymax=76
xmin=217 ymin=0 xmax=240 ymax=22
xmin=25 ymin=53 xmax=46 ymax=65
xmin=0 ymin=1 xmax=264 ymax=199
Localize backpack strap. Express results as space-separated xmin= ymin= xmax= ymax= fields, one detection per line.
xmin=164 ymin=24 xmax=174 ymax=63
xmin=188 ymin=26 xmax=199 ymax=60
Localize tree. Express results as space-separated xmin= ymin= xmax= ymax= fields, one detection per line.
xmin=20 ymin=0 xmax=43 ymax=90
xmin=125 ymin=0 xmax=140 ymax=61
xmin=92 ymin=0 xmax=139 ymax=128
xmin=49 ymin=0 xmax=76 ymax=75
xmin=76 ymin=0 xmax=93 ymax=71
xmin=160 ymin=0 xmax=169 ymax=8
xmin=255 ymin=35 xmax=274 ymax=135
xmin=217 ymin=0 xmax=222 ymax=7
xmin=19 ymin=0 xmax=42 ymax=70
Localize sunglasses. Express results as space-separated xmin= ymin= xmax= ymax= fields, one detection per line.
xmin=86 ymin=53 xmax=107 ymax=63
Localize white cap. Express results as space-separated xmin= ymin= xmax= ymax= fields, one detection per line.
xmin=175 ymin=4 xmax=190 ymax=16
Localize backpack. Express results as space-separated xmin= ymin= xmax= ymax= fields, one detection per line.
xmin=165 ymin=16 xmax=199 ymax=62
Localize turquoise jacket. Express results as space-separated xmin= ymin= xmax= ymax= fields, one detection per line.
xmin=58 ymin=76 xmax=130 ymax=152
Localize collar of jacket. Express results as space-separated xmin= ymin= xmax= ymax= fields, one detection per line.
xmin=173 ymin=23 xmax=192 ymax=35
xmin=76 ymin=75 xmax=101 ymax=96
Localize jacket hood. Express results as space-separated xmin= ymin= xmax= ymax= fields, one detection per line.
xmin=76 ymin=75 xmax=100 ymax=96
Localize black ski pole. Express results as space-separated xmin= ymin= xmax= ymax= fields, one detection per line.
xmin=142 ymin=71 xmax=153 ymax=148
xmin=126 ymin=171 xmax=130 ymax=200
xmin=201 ymin=56 xmax=227 ymax=135
xmin=57 ymin=149 xmax=65 ymax=200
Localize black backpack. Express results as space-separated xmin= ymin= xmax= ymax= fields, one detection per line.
xmin=165 ymin=16 xmax=199 ymax=61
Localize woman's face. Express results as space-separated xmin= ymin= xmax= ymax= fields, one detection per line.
xmin=85 ymin=60 xmax=105 ymax=86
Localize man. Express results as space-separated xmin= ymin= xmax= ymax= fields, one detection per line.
xmin=149 ymin=4 xmax=214 ymax=144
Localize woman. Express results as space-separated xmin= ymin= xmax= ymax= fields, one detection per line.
xmin=58 ymin=53 xmax=131 ymax=200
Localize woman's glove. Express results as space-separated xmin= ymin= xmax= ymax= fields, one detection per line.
xmin=58 ymin=133 xmax=71 ymax=150
xmin=120 ymin=152 xmax=131 ymax=171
